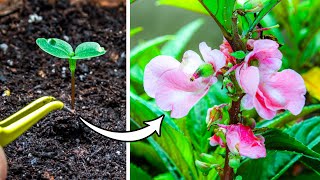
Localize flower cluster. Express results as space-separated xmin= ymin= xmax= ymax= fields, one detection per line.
xmin=143 ymin=39 xmax=306 ymax=159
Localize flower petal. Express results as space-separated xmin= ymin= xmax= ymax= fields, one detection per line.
xmin=181 ymin=50 xmax=204 ymax=75
xmin=242 ymin=94 xmax=254 ymax=109
xmin=154 ymin=69 xmax=211 ymax=118
xmin=199 ymin=42 xmax=226 ymax=71
xmin=144 ymin=55 xmax=180 ymax=97
xmin=210 ymin=135 xmax=225 ymax=147
xmin=245 ymin=39 xmax=283 ymax=73
xmin=239 ymin=66 xmax=260 ymax=96
xmin=253 ymin=89 xmax=277 ymax=120
xmin=261 ymin=70 xmax=306 ymax=115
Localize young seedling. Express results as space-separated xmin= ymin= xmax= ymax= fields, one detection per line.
xmin=36 ymin=38 xmax=106 ymax=110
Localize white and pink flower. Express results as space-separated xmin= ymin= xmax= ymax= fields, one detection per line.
xmin=143 ymin=42 xmax=226 ymax=118
xmin=236 ymin=39 xmax=306 ymax=119
xmin=210 ymin=124 xmax=266 ymax=159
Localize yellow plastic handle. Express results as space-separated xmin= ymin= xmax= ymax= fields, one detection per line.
xmin=0 ymin=96 xmax=64 ymax=147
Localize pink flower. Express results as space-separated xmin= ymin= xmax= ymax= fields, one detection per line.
xmin=210 ymin=124 xmax=266 ymax=159
xmin=220 ymin=39 xmax=236 ymax=64
xmin=210 ymin=134 xmax=225 ymax=148
xmin=144 ymin=42 xmax=226 ymax=118
xmin=236 ymin=39 xmax=306 ymax=119
xmin=244 ymin=39 xmax=283 ymax=74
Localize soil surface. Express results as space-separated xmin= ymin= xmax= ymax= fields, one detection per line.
xmin=0 ymin=0 xmax=126 ymax=179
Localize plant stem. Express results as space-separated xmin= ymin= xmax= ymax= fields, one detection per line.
xmin=223 ymin=148 xmax=234 ymax=180
xmin=69 ymin=58 xmax=77 ymax=110
xmin=71 ymin=71 xmax=75 ymax=110
xmin=223 ymin=14 xmax=245 ymax=179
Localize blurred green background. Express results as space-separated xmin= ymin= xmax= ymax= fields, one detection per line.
xmin=131 ymin=0 xmax=223 ymax=51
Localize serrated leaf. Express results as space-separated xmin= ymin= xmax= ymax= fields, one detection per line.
xmin=300 ymin=144 xmax=320 ymax=175
xmin=36 ymin=38 xmax=74 ymax=59
xmin=262 ymin=129 xmax=320 ymax=159
xmin=230 ymin=51 xmax=246 ymax=59
xmin=256 ymin=104 xmax=320 ymax=128
xmin=72 ymin=42 xmax=106 ymax=59
xmin=130 ymin=163 xmax=152 ymax=180
xmin=161 ymin=19 xmax=204 ymax=59
xmin=238 ymin=117 xmax=320 ymax=179
xmin=157 ymin=0 xmax=208 ymax=15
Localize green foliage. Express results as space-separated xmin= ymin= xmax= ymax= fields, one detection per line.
xmin=230 ymin=51 xmax=246 ymax=59
xmin=130 ymin=163 xmax=152 ymax=180
xmin=199 ymin=0 xmax=236 ymax=34
xmin=131 ymin=93 xmax=197 ymax=179
xmin=238 ymin=117 xmax=320 ymax=179
xmin=37 ymin=38 xmax=106 ymax=74
xmin=130 ymin=35 xmax=173 ymax=65
xmin=157 ymin=0 xmax=208 ymax=15
xmin=72 ymin=42 xmax=106 ymax=60
xmin=256 ymin=104 xmax=320 ymax=128
xmin=241 ymin=0 xmax=281 ymax=36
xmin=36 ymin=38 xmax=73 ymax=59
xmin=130 ymin=27 xmax=143 ymax=36
xmin=262 ymin=129 xmax=320 ymax=159
xmin=161 ymin=18 xmax=204 ymax=59
xmin=262 ymin=0 xmax=320 ymax=71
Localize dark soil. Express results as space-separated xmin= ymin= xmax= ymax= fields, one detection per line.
xmin=0 ymin=0 xmax=126 ymax=179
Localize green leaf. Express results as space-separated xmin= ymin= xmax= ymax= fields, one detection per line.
xmin=130 ymin=64 xmax=144 ymax=85
xmin=199 ymin=0 xmax=236 ymax=34
xmin=130 ymin=93 xmax=198 ymax=179
xmin=154 ymin=173 xmax=175 ymax=180
xmin=36 ymin=38 xmax=74 ymax=59
xmin=256 ymin=104 xmax=320 ymax=128
xmin=244 ymin=0 xmax=282 ymax=36
xmin=238 ymin=117 xmax=320 ymax=179
xmin=72 ymin=42 xmax=106 ymax=59
xmin=130 ymin=35 xmax=174 ymax=65
xmin=186 ymin=82 xmax=230 ymax=153
xmin=299 ymin=141 xmax=320 ymax=175
xmin=157 ymin=0 xmax=209 ymax=15
xmin=230 ymin=51 xmax=246 ymax=59
xmin=262 ymin=129 xmax=320 ymax=159
xmin=130 ymin=142 xmax=167 ymax=172
xmin=161 ymin=19 xmax=204 ymax=59
xmin=130 ymin=27 xmax=143 ymax=36
xmin=130 ymin=163 xmax=152 ymax=180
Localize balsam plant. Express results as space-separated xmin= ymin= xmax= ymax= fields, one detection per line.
xmin=130 ymin=0 xmax=320 ymax=179
xmin=36 ymin=38 xmax=106 ymax=110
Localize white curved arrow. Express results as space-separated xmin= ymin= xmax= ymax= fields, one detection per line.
xmin=79 ymin=115 xmax=164 ymax=142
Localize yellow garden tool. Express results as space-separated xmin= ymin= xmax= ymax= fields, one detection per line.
xmin=0 ymin=96 xmax=67 ymax=147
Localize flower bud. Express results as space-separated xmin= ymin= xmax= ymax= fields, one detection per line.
xmin=195 ymin=160 xmax=216 ymax=176
xmin=243 ymin=117 xmax=256 ymax=129
xmin=206 ymin=104 xmax=229 ymax=129
xmin=237 ymin=0 xmax=267 ymax=13
xmin=228 ymin=154 xmax=241 ymax=173
xmin=206 ymin=106 xmax=221 ymax=127
xmin=190 ymin=63 xmax=214 ymax=81
xmin=223 ymin=77 xmax=235 ymax=94
xmin=200 ymin=153 xmax=216 ymax=164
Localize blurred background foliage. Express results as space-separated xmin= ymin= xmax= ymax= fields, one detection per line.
xmin=130 ymin=0 xmax=320 ymax=179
